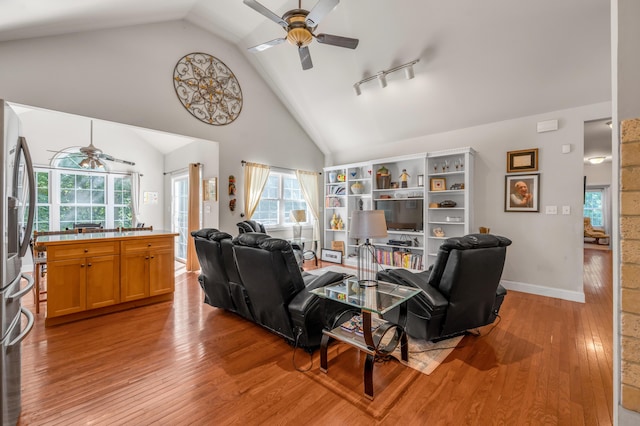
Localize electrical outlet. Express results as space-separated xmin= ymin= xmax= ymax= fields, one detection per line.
xmin=562 ymin=205 xmax=570 ymax=215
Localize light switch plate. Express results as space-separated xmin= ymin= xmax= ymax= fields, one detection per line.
xmin=562 ymin=205 xmax=570 ymax=215
xmin=545 ymin=205 xmax=558 ymax=215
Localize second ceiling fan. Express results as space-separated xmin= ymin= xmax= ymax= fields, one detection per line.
xmin=244 ymin=0 xmax=359 ymax=70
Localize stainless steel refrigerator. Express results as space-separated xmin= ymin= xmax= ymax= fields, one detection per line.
xmin=1 ymin=100 xmax=36 ymax=425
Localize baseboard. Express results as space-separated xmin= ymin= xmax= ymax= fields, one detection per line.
xmin=500 ymin=280 xmax=585 ymax=303
xmin=619 ymin=405 xmax=640 ymax=425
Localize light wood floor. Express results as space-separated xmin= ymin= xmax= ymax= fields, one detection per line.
xmin=18 ymin=249 xmax=612 ymax=425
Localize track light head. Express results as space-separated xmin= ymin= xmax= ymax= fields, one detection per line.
xmin=377 ymin=72 xmax=387 ymax=88
xmin=354 ymin=82 xmax=362 ymax=96
xmin=404 ymin=65 xmax=415 ymax=80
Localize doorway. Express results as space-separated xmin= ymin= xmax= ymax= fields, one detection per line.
xmin=583 ymin=119 xmax=613 ymax=250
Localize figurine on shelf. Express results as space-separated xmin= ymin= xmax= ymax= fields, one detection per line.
xmin=336 ymin=217 xmax=344 ymax=230
xmin=330 ymin=213 xmax=339 ymax=230
xmin=399 ymin=169 xmax=410 ymax=188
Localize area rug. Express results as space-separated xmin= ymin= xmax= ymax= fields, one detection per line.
xmin=391 ymin=335 xmax=464 ymax=375
xmin=305 ymin=265 xmax=358 ymax=276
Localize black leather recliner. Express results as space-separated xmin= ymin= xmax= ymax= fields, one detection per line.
xmin=191 ymin=229 xmax=346 ymax=350
xmin=236 ymin=219 xmax=305 ymax=268
xmin=191 ymin=228 xmax=254 ymax=320
xmin=377 ymin=233 xmax=511 ymax=341
xmin=236 ymin=220 xmax=266 ymax=234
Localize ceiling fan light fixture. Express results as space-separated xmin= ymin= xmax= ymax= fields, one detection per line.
xmin=79 ymin=157 xmax=92 ymax=169
xmin=287 ymin=27 xmax=313 ymax=47
xmin=589 ymin=156 xmax=606 ymax=164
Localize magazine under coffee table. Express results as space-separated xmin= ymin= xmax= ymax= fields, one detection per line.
xmin=311 ymin=278 xmax=421 ymax=400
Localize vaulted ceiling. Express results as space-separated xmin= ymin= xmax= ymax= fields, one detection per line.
xmin=0 ymin=0 xmax=612 ymax=158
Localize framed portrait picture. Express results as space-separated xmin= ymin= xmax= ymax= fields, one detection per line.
xmin=507 ymin=148 xmax=538 ymax=173
xmin=321 ymin=248 xmax=343 ymax=264
xmin=430 ymin=177 xmax=446 ymax=191
xmin=505 ymin=174 xmax=540 ymax=212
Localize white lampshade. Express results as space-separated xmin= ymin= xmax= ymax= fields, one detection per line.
xmin=290 ymin=209 xmax=307 ymax=223
xmin=350 ymin=210 xmax=388 ymax=239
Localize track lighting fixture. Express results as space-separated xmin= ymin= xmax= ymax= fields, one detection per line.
xmin=353 ymin=59 xmax=419 ymax=96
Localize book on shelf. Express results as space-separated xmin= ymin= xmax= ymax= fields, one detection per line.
xmin=376 ymin=248 xmax=422 ymax=270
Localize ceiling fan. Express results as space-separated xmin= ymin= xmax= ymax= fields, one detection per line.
xmin=49 ymin=121 xmax=135 ymax=169
xmin=244 ymin=0 xmax=359 ymax=70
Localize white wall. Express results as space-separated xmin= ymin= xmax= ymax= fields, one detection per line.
xmin=330 ymin=101 xmax=612 ymax=301
xmin=585 ymin=162 xmax=613 ymax=186
xmin=0 ymin=20 xmax=325 ymax=234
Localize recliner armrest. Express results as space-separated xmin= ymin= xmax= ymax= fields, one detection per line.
xmin=290 ymin=271 xmax=344 ymax=313
xmin=388 ymin=269 xmax=448 ymax=312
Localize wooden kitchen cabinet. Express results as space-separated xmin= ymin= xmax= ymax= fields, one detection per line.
xmin=46 ymin=241 xmax=120 ymax=318
xmin=121 ymin=236 xmax=175 ymax=302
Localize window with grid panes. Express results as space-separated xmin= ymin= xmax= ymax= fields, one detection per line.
xmin=251 ymin=172 xmax=309 ymax=227
xmin=33 ymin=167 xmax=133 ymax=232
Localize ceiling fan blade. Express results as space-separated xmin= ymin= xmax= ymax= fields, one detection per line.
xmin=243 ymin=0 xmax=288 ymax=29
xmin=99 ymin=154 xmax=136 ymax=166
xmin=248 ymin=37 xmax=287 ymax=52
xmin=299 ymin=46 xmax=313 ymax=70
xmin=315 ymin=33 xmax=359 ymax=49
xmin=305 ymin=0 xmax=339 ymax=28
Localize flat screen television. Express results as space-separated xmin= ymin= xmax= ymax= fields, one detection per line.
xmin=375 ymin=199 xmax=424 ymax=231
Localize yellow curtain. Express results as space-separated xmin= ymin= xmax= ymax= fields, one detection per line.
xmin=243 ymin=162 xmax=270 ymax=219
xmin=295 ymin=170 xmax=320 ymax=242
xmin=186 ymin=163 xmax=201 ymax=272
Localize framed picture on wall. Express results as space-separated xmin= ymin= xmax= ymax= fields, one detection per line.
xmin=505 ymin=174 xmax=540 ymax=212
xmin=507 ymin=148 xmax=538 ymax=173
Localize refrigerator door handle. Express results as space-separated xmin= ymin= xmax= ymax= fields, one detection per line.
xmin=7 ymin=307 xmax=35 ymax=347
xmin=7 ymin=273 xmax=35 ymax=301
xmin=17 ymin=136 xmax=36 ymax=257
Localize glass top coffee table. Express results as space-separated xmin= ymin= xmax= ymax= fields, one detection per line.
xmin=311 ymin=278 xmax=421 ymax=400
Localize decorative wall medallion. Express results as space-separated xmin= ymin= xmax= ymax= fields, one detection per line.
xmin=173 ymin=52 xmax=243 ymax=125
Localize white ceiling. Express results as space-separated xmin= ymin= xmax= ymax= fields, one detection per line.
xmin=0 ymin=0 xmax=612 ymax=159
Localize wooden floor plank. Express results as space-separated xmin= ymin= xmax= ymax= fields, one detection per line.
xmin=17 ymin=251 xmax=613 ymax=425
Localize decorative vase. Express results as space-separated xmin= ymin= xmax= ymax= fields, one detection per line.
xmin=376 ymin=165 xmax=391 ymax=189
xmin=351 ymin=182 xmax=364 ymax=194
xmin=329 ymin=172 xmax=337 ymax=183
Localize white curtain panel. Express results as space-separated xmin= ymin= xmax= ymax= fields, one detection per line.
xmin=243 ymin=162 xmax=270 ymax=219
xmin=296 ymin=170 xmax=320 ymax=242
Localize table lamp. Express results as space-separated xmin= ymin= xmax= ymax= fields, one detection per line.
xmin=290 ymin=209 xmax=306 ymax=240
xmin=350 ymin=210 xmax=388 ymax=287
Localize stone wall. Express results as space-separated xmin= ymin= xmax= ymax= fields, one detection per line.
xmin=621 ymin=118 xmax=640 ymax=411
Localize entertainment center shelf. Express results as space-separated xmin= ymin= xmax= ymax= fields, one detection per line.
xmin=323 ymin=148 xmax=474 ymax=271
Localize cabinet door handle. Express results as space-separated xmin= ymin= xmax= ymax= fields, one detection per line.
xmin=88 ymin=263 xmax=92 ymax=267
xmin=84 ymin=249 xmax=89 ymax=253
xmin=148 ymin=243 xmax=152 ymax=247
xmin=150 ymin=256 xmax=155 ymax=259
xmin=145 ymin=256 xmax=149 ymax=260
xmin=81 ymin=264 xmax=85 ymax=268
